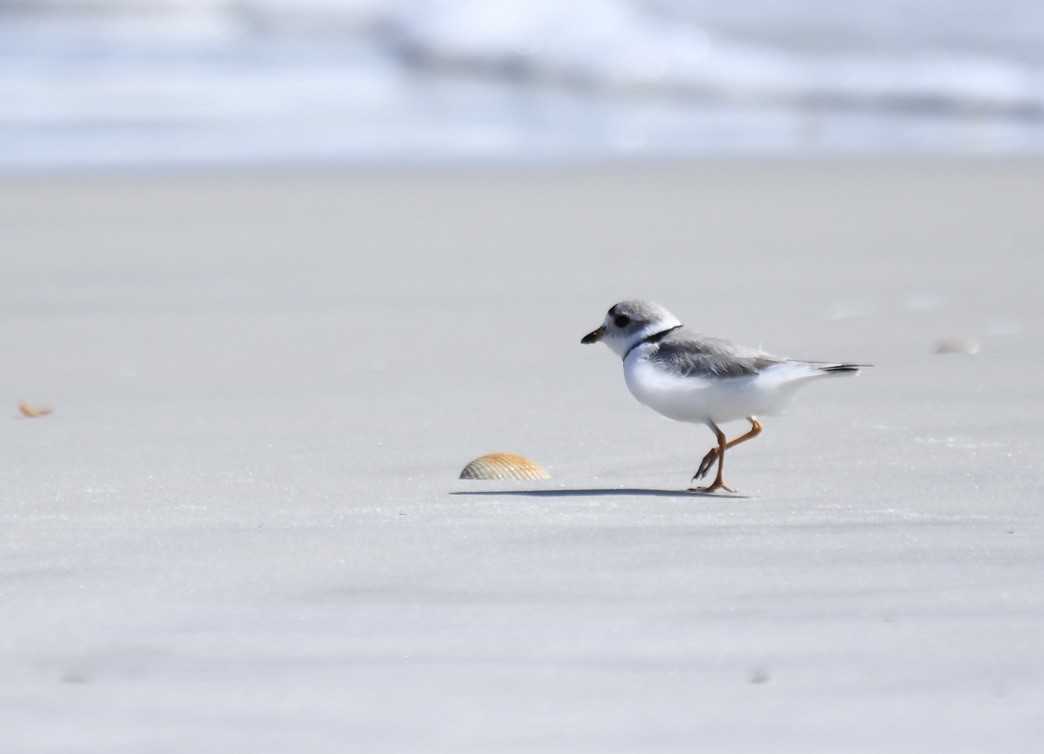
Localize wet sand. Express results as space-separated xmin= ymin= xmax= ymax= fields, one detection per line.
xmin=1 ymin=160 xmax=1042 ymax=752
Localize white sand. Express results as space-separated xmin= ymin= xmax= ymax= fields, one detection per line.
xmin=2 ymin=161 xmax=1042 ymax=751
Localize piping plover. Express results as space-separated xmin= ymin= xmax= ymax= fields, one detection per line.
xmin=582 ymin=300 xmax=867 ymax=493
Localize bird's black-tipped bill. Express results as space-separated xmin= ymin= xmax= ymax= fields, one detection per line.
xmin=581 ymin=326 xmax=604 ymax=344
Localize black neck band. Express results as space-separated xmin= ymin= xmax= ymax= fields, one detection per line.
xmin=624 ymin=324 xmax=682 ymax=360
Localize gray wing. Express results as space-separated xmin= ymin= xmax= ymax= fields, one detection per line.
xmin=649 ymin=329 xmax=787 ymax=378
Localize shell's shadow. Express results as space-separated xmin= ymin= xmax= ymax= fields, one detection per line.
xmin=450 ymin=487 xmax=748 ymax=499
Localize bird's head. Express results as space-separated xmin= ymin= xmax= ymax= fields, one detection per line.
xmin=582 ymin=300 xmax=681 ymax=359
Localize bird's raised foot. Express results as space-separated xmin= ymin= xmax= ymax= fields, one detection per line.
xmin=687 ymin=480 xmax=736 ymax=494
xmin=692 ymin=447 xmax=719 ymax=481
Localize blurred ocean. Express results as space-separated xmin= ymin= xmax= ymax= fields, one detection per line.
xmin=1 ymin=0 xmax=1043 ymax=170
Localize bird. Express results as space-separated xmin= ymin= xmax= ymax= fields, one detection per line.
xmin=581 ymin=299 xmax=867 ymax=493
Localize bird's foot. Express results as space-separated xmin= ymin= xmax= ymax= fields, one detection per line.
xmin=692 ymin=447 xmax=719 ymax=481
xmin=687 ymin=480 xmax=736 ymax=494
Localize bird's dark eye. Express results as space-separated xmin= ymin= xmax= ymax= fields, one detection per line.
xmin=614 ymin=315 xmax=631 ymax=328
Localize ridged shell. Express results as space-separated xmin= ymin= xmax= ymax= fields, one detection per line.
xmin=935 ymin=339 xmax=979 ymax=355
xmin=459 ymin=453 xmax=550 ymax=480
xmin=18 ymin=401 xmax=54 ymax=418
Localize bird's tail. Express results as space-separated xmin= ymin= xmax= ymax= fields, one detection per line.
xmin=819 ymin=363 xmax=869 ymax=375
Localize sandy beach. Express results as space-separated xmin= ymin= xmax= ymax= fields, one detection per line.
xmin=2 ymin=159 xmax=1042 ymax=751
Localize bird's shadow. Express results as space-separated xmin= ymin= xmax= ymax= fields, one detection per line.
xmin=450 ymin=487 xmax=749 ymax=500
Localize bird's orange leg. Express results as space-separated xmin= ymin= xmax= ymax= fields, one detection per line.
xmin=690 ymin=422 xmax=735 ymax=493
xmin=693 ymin=418 xmax=763 ymax=481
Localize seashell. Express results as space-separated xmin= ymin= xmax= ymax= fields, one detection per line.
xmin=18 ymin=401 xmax=54 ymax=418
xmin=459 ymin=453 xmax=550 ymax=481
xmin=935 ymin=339 xmax=979 ymax=355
